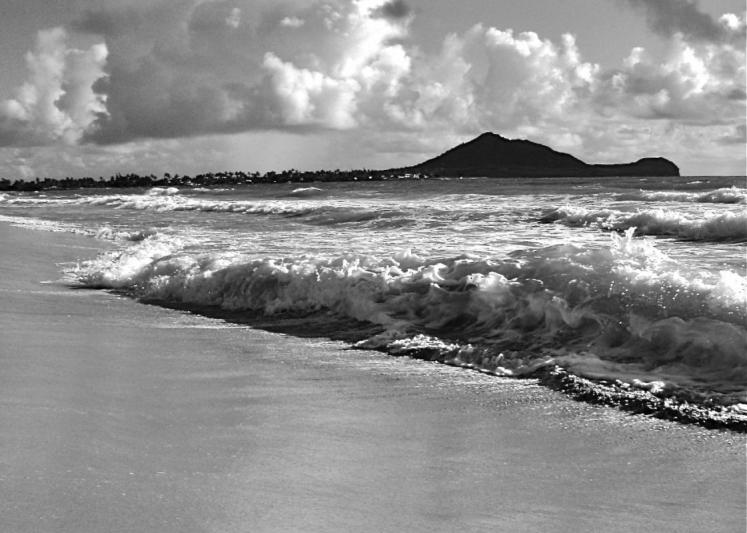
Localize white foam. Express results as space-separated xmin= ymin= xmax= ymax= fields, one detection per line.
xmin=95 ymin=226 xmax=160 ymax=242
xmin=0 ymin=214 xmax=88 ymax=235
xmin=543 ymin=206 xmax=747 ymax=241
xmin=288 ymin=187 xmax=325 ymax=197
xmin=146 ymin=187 xmax=180 ymax=196
xmin=615 ymin=187 xmax=747 ymax=204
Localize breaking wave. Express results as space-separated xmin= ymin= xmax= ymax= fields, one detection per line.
xmin=0 ymin=214 xmax=88 ymax=234
xmin=0 ymin=214 xmax=163 ymax=245
xmin=95 ymin=226 xmax=160 ymax=242
xmin=46 ymin=192 xmax=415 ymax=227
xmin=615 ymin=187 xmax=747 ymax=204
xmin=70 ymin=229 xmax=747 ymax=419
xmin=287 ymin=187 xmax=326 ymax=197
xmin=146 ymin=187 xmax=180 ymax=196
xmin=541 ymin=206 xmax=747 ymax=241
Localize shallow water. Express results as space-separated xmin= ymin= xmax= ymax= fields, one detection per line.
xmin=2 ymin=175 xmax=746 ymax=425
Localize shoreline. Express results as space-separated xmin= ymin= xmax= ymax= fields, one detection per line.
xmin=3 ymin=171 xmax=744 ymax=194
xmin=1 ymin=222 xmax=745 ymax=532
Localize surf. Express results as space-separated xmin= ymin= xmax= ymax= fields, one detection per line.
xmin=69 ymin=228 xmax=747 ymax=422
xmin=540 ymin=206 xmax=747 ymax=241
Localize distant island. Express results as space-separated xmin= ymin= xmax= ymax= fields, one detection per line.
xmin=0 ymin=132 xmax=678 ymax=191
xmin=406 ymin=132 xmax=679 ymax=177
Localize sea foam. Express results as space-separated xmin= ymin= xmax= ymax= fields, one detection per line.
xmin=615 ymin=187 xmax=747 ymax=204
xmin=541 ymin=206 xmax=747 ymax=241
xmin=62 ymin=191 xmax=417 ymax=228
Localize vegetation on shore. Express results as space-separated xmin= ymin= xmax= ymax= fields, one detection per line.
xmin=0 ymin=168 xmax=430 ymax=192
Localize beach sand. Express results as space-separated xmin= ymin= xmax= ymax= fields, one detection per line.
xmin=0 ymin=222 xmax=744 ymax=532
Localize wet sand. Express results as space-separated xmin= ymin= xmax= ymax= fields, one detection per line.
xmin=0 ymin=222 xmax=744 ymax=532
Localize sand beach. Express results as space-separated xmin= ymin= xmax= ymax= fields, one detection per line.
xmin=0 ymin=222 xmax=745 ymax=532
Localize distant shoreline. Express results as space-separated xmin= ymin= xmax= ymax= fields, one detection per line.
xmin=1 ymin=132 xmax=691 ymax=191
xmin=0 ymin=168 xmax=433 ymax=192
xmin=3 ymin=170 xmax=739 ymax=193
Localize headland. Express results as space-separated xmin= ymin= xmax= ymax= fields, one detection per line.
xmin=407 ymin=132 xmax=679 ymax=178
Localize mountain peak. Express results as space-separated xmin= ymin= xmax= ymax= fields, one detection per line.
xmin=473 ymin=131 xmax=508 ymax=142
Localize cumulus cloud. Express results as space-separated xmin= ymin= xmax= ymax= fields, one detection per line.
xmin=381 ymin=26 xmax=599 ymax=134
xmin=593 ymin=34 xmax=745 ymax=124
xmin=261 ymin=52 xmax=360 ymax=128
xmin=0 ymin=27 xmax=108 ymax=146
xmin=73 ymin=0 xmax=414 ymax=143
xmin=69 ymin=0 xmax=740 ymax=147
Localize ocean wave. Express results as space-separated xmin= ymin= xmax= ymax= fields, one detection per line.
xmin=541 ymin=206 xmax=747 ymax=241
xmin=2 ymin=190 xmax=420 ymax=230
xmin=0 ymin=214 xmax=89 ymax=234
xmin=0 ymin=212 xmax=169 ymax=248
xmin=615 ymin=187 xmax=747 ymax=204
xmin=95 ymin=226 xmax=160 ymax=242
xmin=286 ymin=186 xmax=326 ymax=197
xmin=190 ymin=187 xmax=233 ymax=193
xmin=65 ymin=191 xmax=417 ymax=228
xmin=146 ymin=186 xmax=180 ymax=196
xmin=71 ymin=229 xmax=747 ymax=410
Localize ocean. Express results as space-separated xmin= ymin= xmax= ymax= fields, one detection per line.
xmin=2 ymin=175 xmax=746 ymax=428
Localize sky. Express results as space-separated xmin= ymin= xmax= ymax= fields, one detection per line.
xmin=0 ymin=0 xmax=744 ymax=178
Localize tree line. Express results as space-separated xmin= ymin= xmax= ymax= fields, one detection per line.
xmin=0 ymin=168 xmax=430 ymax=191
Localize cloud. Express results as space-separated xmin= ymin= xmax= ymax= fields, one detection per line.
xmin=372 ymin=0 xmax=412 ymax=20
xmin=0 ymin=0 xmax=743 ymax=176
xmin=592 ymin=33 xmax=745 ymax=124
xmin=718 ymin=123 xmax=746 ymax=145
xmin=72 ymin=6 xmax=148 ymax=37
xmin=28 ymin=0 xmax=741 ymax=147
xmin=280 ymin=16 xmax=305 ymax=28
xmin=261 ymin=52 xmax=360 ymax=128
xmin=75 ymin=0 xmax=414 ymax=143
xmin=382 ymin=27 xmax=599 ymax=133
xmin=622 ymin=0 xmax=746 ymax=43
xmin=72 ymin=0 xmax=740 ymax=145
xmin=0 ymin=27 xmax=108 ymax=146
